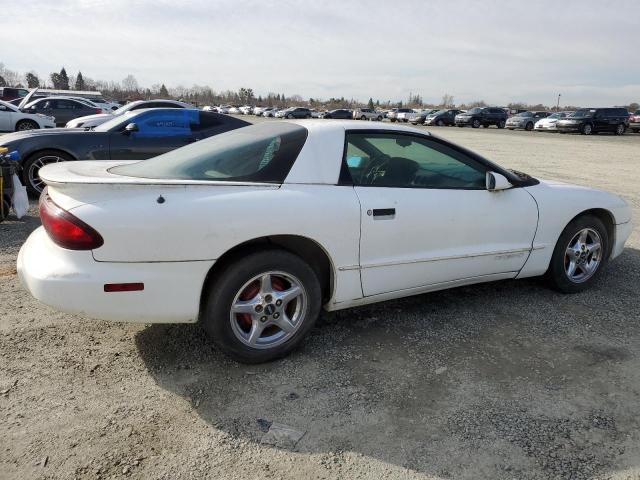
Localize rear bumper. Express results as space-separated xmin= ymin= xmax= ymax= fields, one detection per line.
xmin=17 ymin=227 xmax=215 ymax=323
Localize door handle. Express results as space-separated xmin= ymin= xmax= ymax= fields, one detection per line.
xmin=371 ymin=208 xmax=396 ymax=218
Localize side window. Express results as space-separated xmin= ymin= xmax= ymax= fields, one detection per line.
xmin=344 ymin=133 xmax=487 ymax=189
xmin=135 ymin=110 xmax=195 ymax=137
xmin=56 ymin=100 xmax=79 ymax=110
xmin=193 ymin=113 xmax=222 ymax=131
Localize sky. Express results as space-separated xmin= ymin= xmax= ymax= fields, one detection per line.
xmin=1 ymin=0 xmax=639 ymax=106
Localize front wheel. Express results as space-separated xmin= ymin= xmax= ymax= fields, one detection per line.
xmin=436 ymin=120 xmax=444 ymax=126
xmin=23 ymin=150 xmax=74 ymax=196
xmin=581 ymin=123 xmax=593 ymax=135
xmin=286 ymin=114 xmax=293 ymax=119
xmin=546 ymin=215 xmax=609 ymax=293
xmin=201 ymin=250 xmax=322 ymax=363
xmin=525 ymin=122 xmax=534 ymax=131
xmin=615 ymin=124 xmax=625 ymax=135
xmin=15 ymin=119 xmax=39 ymax=131
xmin=377 ymin=116 xmax=383 ymax=121
xmin=472 ymin=119 xmax=481 ymax=128
xmin=498 ymin=120 xmax=506 ymax=129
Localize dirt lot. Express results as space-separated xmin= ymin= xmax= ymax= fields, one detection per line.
xmin=1 ymin=123 xmax=639 ymax=480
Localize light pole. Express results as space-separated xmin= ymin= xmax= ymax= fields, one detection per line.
xmin=556 ymin=94 xmax=561 ymax=111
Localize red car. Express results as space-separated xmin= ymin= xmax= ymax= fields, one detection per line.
xmin=629 ymin=110 xmax=640 ymax=133
xmin=0 ymin=87 xmax=30 ymax=102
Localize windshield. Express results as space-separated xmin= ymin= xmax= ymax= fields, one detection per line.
xmin=514 ymin=112 xmax=533 ymax=117
xmin=94 ymin=111 xmax=138 ymax=131
xmin=433 ymin=110 xmax=448 ymax=115
xmin=110 ymin=122 xmax=308 ymax=183
xmin=468 ymin=108 xmax=482 ymax=114
xmin=571 ymin=109 xmax=595 ymax=118
xmin=112 ymin=103 xmax=137 ymax=115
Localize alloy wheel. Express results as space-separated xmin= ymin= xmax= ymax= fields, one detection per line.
xmin=229 ymin=271 xmax=307 ymax=349
xmin=564 ymin=228 xmax=602 ymax=283
xmin=28 ymin=155 xmax=64 ymax=193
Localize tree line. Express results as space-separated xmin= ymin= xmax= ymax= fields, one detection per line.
xmin=0 ymin=64 xmax=637 ymax=112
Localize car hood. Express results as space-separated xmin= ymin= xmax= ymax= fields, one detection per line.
xmin=0 ymin=127 xmax=90 ymax=145
xmin=70 ymin=113 xmax=114 ymax=123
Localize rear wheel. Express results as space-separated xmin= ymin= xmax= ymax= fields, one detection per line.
xmin=202 ymin=250 xmax=322 ymax=363
xmin=615 ymin=123 xmax=625 ymax=135
xmin=498 ymin=120 xmax=506 ymax=129
xmin=525 ymin=122 xmax=534 ymax=131
xmin=377 ymin=116 xmax=383 ymax=121
xmin=436 ymin=119 xmax=444 ymax=126
xmin=581 ymin=123 xmax=593 ymax=135
xmin=360 ymin=115 xmax=366 ymax=120
xmin=23 ymin=150 xmax=74 ymax=196
xmin=286 ymin=114 xmax=293 ymax=119
xmin=472 ymin=119 xmax=481 ymax=128
xmin=546 ymin=215 xmax=609 ymax=293
xmin=15 ymin=119 xmax=39 ymax=131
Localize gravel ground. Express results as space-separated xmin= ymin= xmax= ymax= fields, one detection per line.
xmin=1 ymin=122 xmax=639 ymax=480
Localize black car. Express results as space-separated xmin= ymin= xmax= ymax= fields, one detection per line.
xmin=556 ymin=108 xmax=629 ymax=135
xmin=22 ymin=97 xmax=104 ymax=127
xmin=278 ymin=107 xmax=312 ymax=119
xmin=0 ymin=109 xmax=249 ymax=195
xmin=424 ymin=109 xmax=462 ymax=126
xmin=455 ymin=107 xmax=508 ymax=128
xmin=322 ymin=109 xmax=352 ymax=119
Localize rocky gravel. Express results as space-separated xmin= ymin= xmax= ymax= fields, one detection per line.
xmin=1 ymin=125 xmax=640 ymax=479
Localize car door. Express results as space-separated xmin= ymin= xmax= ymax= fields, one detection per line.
xmin=108 ymin=110 xmax=197 ymax=160
xmin=0 ymin=103 xmax=12 ymax=131
xmin=343 ymin=130 xmax=538 ymax=297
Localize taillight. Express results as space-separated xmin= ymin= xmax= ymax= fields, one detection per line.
xmin=39 ymin=193 xmax=103 ymax=250
xmin=95 ymin=108 xmax=103 ymax=114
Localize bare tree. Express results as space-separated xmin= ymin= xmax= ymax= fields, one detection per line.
xmin=441 ymin=93 xmax=454 ymax=108
xmin=122 ymin=74 xmax=139 ymax=93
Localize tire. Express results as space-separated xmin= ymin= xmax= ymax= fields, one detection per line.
xmin=614 ymin=124 xmax=625 ymax=135
xmin=286 ymin=114 xmax=293 ymax=119
xmin=546 ymin=214 xmax=609 ymax=294
xmin=525 ymin=122 xmax=534 ymax=131
xmin=390 ymin=118 xmax=396 ymax=122
xmin=498 ymin=120 xmax=506 ymax=129
xmin=15 ymin=119 xmax=39 ymax=131
xmin=581 ymin=123 xmax=593 ymax=135
xmin=360 ymin=115 xmax=366 ymax=120
xmin=436 ymin=120 xmax=444 ymax=126
xmin=201 ymin=249 xmax=322 ymax=363
xmin=507 ymin=128 xmax=515 ymax=130
xmin=377 ymin=116 xmax=383 ymax=121
xmin=472 ymin=119 xmax=481 ymax=128
xmin=23 ymin=150 xmax=74 ymax=196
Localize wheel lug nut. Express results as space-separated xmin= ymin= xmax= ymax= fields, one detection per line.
xmin=276 ymin=299 xmax=282 ymax=306
xmin=255 ymin=305 xmax=263 ymax=313
xmin=273 ymin=312 xmax=280 ymax=319
xmin=260 ymin=316 xmax=267 ymax=322
xmin=264 ymin=294 xmax=273 ymax=303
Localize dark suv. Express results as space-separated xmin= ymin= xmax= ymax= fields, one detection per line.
xmin=0 ymin=87 xmax=29 ymax=101
xmin=556 ymin=108 xmax=629 ymax=135
xmin=455 ymin=107 xmax=507 ymax=128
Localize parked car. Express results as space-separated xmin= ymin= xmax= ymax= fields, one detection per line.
xmin=385 ymin=108 xmax=399 ymax=121
xmin=395 ymin=108 xmax=420 ymax=123
xmin=216 ymin=105 xmax=231 ymax=114
xmin=506 ymin=111 xmax=551 ymax=131
xmin=0 ymin=109 xmax=250 ymax=195
xmin=20 ymin=97 xmax=104 ymax=127
xmin=424 ymin=109 xmax=462 ymax=126
xmin=534 ymin=111 xmax=574 ymax=132
xmin=228 ymin=106 xmax=241 ymax=114
xmin=628 ymin=110 xmax=640 ymax=133
xmin=0 ymin=100 xmax=56 ymax=132
xmin=353 ymin=108 xmax=384 ymax=121
xmin=321 ymin=109 xmax=353 ymax=119
xmin=0 ymin=87 xmax=30 ymax=102
xmin=18 ymin=120 xmax=632 ymax=363
xmin=556 ymin=108 xmax=629 ymax=135
xmin=310 ymin=109 xmax=323 ymax=118
xmin=275 ymin=107 xmax=312 ymax=119
xmin=253 ymin=106 xmax=268 ymax=116
xmin=263 ymin=108 xmax=279 ymax=118
xmin=408 ymin=109 xmax=439 ymax=125
xmin=65 ymin=99 xmax=193 ymax=128
xmin=455 ymin=107 xmax=507 ymax=128
xmin=239 ymin=106 xmax=253 ymax=115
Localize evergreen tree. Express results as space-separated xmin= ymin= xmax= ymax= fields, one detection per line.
xmin=159 ymin=84 xmax=169 ymax=97
xmin=75 ymin=71 xmax=86 ymax=90
xmin=59 ymin=67 xmax=70 ymax=89
xmin=25 ymin=73 xmax=39 ymax=88
xmin=367 ymin=97 xmax=374 ymax=110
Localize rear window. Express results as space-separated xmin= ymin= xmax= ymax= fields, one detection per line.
xmin=111 ymin=122 xmax=307 ymax=183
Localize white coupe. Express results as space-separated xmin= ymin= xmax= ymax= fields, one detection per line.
xmin=0 ymin=99 xmax=56 ymax=132
xmin=18 ymin=121 xmax=632 ymax=363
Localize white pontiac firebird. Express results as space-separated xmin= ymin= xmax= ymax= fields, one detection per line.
xmin=18 ymin=121 xmax=632 ymax=363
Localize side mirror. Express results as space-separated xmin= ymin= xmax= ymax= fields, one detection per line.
xmin=124 ymin=123 xmax=139 ymax=134
xmin=486 ymin=171 xmax=512 ymax=191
